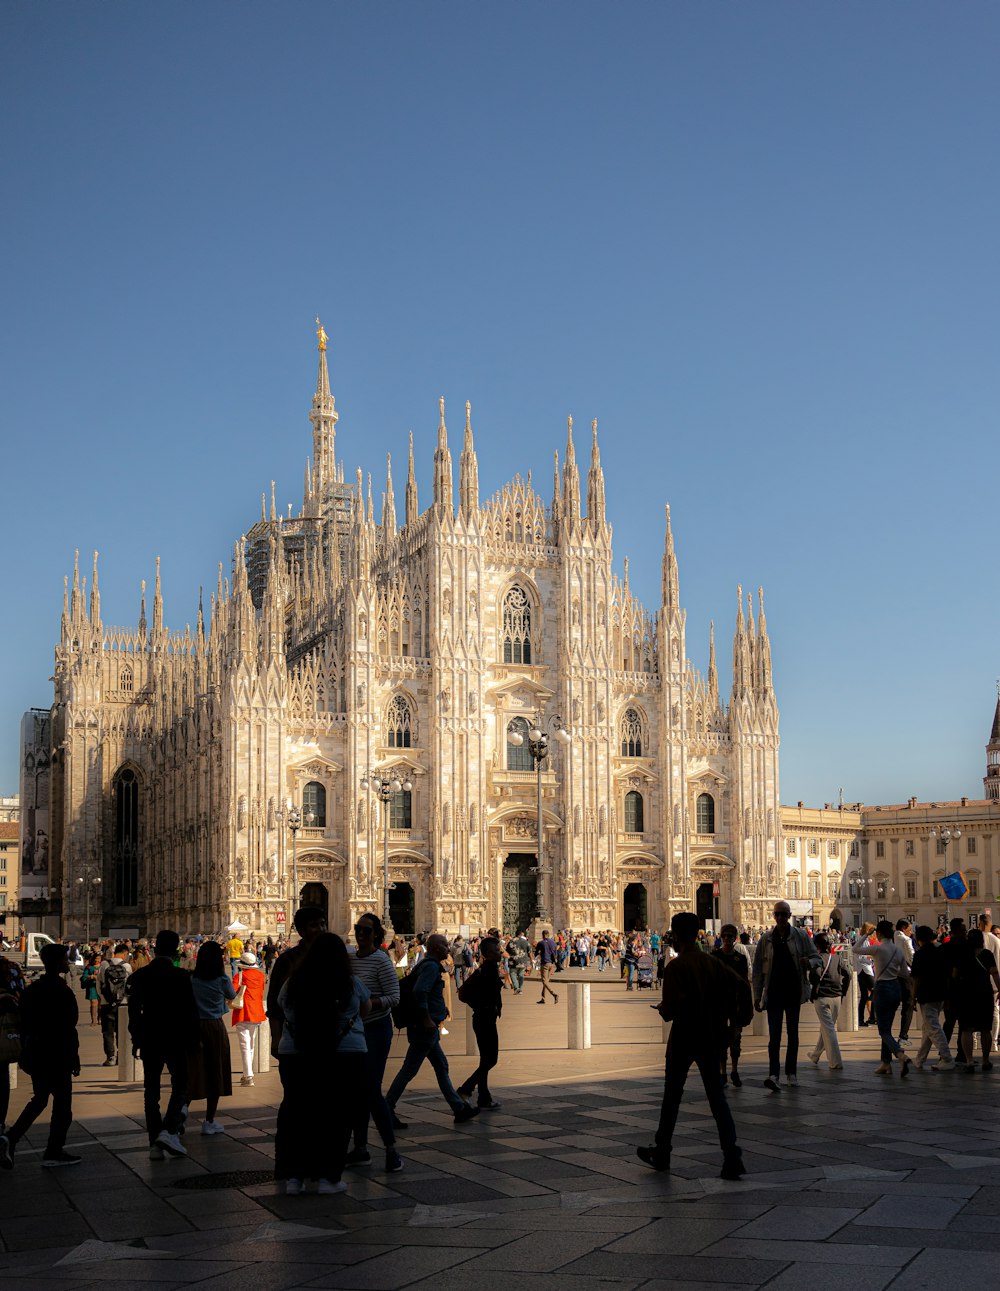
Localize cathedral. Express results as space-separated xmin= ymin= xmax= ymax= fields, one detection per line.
xmin=42 ymin=324 xmax=784 ymax=939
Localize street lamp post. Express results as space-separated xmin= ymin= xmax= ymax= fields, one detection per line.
xmin=850 ymin=868 xmax=872 ymax=928
xmin=76 ymin=863 xmax=102 ymax=944
xmin=930 ymin=824 xmax=962 ymax=924
xmin=507 ymin=715 xmax=572 ymax=924
xmin=281 ymin=801 xmax=315 ymax=931
xmin=362 ymin=771 xmax=413 ymax=930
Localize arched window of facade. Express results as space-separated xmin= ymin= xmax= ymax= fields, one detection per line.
xmin=620 ymin=707 xmax=644 ymax=757
xmin=387 ymin=694 xmax=413 ymax=748
xmin=390 ymin=789 xmax=412 ymax=830
xmin=696 ymin=792 xmax=715 ymax=834
xmin=113 ymin=768 xmax=139 ymax=907
xmin=624 ymin=789 xmax=644 ymax=833
xmin=119 ymin=664 xmax=133 ymax=693
xmin=303 ymin=781 xmax=327 ymax=828
xmin=501 ymin=585 xmax=533 ymax=665
xmin=506 ymin=717 xmax=534 ymax=771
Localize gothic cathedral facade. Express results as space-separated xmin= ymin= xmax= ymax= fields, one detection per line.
xmin=47 ymin=328 xmax=783 ymax=939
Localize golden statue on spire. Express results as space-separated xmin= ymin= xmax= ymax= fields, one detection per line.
xmin=315 ymin=317 xmax=328 ymax=352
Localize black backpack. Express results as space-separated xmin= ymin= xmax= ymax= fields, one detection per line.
xmin=101 ymin=960 xmax=129 ymax=1005
xmin=391 ymin=969 xmax=418 ymax=1030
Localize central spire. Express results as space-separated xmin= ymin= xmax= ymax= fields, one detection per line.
xmin=308 ymin=317 xmax=338 ymax=499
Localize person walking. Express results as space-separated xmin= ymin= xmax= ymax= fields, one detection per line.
xmin=95 ymin=943 xmax=131 ymax=1066
xmin=231 ymin=950 xmax=267 ymax=1087
xmin=910 ymin=924 xmax=954 ymax=1071
xmin=953 ymin=928 xmax=1000 ymax=1072
xmin=267 ymin=906 xmax=328 ymax=1054
xmin=507 ymin=931 xmax=531 ymax=995
xmin=805 ymin=933 xmax=849 ymax=1071
xmin=752 ymin=901 xmax=822 ymax=1091
xmin=346 ymin=913 xmax=403 ymax=1174
xmin=127 ymin=929 xmax=201 ymax=1159
xmin=637 ymin=912 xmax=750 ymax=1181
xmin=0 ymin=951 xmax=26 ymax=1135
xmin=80 ymin=954 xmax=100 ymax=1026
xmin=894 ymin=919 xmax=916 ymax=1042
xmin=385 ymin=933 xmax=479 ymax=1124
xmin=276 ymin=932 xmax=370 ymax=1195
xmin=0 ymin=942 xmax=81 ymax=1169
xmin=711 ymin=924 xmax=749 ymax=1086
xmin=188 ymin=941 xmax=236 ymax=1134
xmin=868 ymin=919 xmax=912 ymax=1077
xmin=535 ymin=929 xmax=559 ymax=1004
xmin=457 ymin=936 xmax=505 ymax=1110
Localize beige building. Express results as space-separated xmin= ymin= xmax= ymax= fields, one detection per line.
xmin=39 ymin=325 xmax=784 ymax=940
xmin=780 ymin=698 xmax=1000 ymax=929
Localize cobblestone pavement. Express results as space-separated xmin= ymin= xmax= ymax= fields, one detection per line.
xmin=1 ymin=976 xmax=997 ymax=1288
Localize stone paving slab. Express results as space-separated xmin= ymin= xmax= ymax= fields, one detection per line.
xmin=2 ymin=987 xmax=1000 ymax=1286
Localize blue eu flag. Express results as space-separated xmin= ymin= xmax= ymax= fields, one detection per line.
xmin=939 ymin=872 xmax=968 ymax=901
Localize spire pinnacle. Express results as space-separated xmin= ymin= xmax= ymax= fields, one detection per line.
xmin=661 ymin=504 xmax=680 ymax=611
xmin=270 ymin=480 xmax=277 ymax=522
xmin=551 ymin=449 xmax=561 ymax=531
xmin=587 ymin=416 xmax=606 ymax=531
xmin=708 ymin=620 xmax=719 ymax=706
xmin=562 ymin=416 xmax=581 ymax=524
xmin=382 ymin=453 xmax=397 ymax=537
xmin=309 ymin=317 xmax=337 ymax=498
xmin=406 ymin=430 xmax=419 ymax=527
xmin=367 ymin=473 xmax=374 ymax=525
xmin=71 ymin=549 xmax=81 ymax=623
xmin=432 ymin=396 xmax=454 ymax=515
xmin=139 ymin=579 xmax=147 ymax=640
xmin=459 ymin=399 xmax=479 ymax=520
xmin=90 ymin=550 xmax=101 ymax=629
xmin=152 ymin=555 xmax=163 ymax=638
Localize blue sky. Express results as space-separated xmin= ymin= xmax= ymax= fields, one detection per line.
xmin=3 ymin=2 xmax=999 ymax=804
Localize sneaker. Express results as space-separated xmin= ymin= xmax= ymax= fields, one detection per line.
xmin=285 ymin=1177 xmax=304 ymax=1195
xmin=720 ymin=1156 xmax=746 ymax=1181
xmin=454 ymin=1103 xmax=480 ymax=1124
xmin=730 ymin=1070 xmax=742 ymax=1088
xmin=102 ymin=1058 xmax=116 ymax=1067
xmin=478 ymin=1101 xmax=502 ymax=1111
xmin=240 ymin=1075 xmax=255 ymax=1087
xmin=42 ymin=1151 xmax=81 ymax=1167
xmin=345 ymin=1147 xmax=372 ymax=1166
xmin=828 ymin=1064 xmax=844 ymax=1071
xmin=636 ymin=1145 xmax=670 ymax=1171
xmin=149 ymin=1143 xmax=165 ymax=1161
xmin=390 ymin=1112 xmax=408 ymax=1131
xmin=385 ymin=1148 xmax=403 ymax=1173
xmin=932 ymin=1059 xmax=956 ymax=1071
xmin=156 ymin=1130 xmax=187 ymax=1158
xmin=201 ymin=1120 xmax=225 ymax=1135
xmin=899 ymin=1035 xmax=910 ymax=1044
xmin=0 ymin=1135 xmax=12 ymax=1171
xmin=763 ymin=1076 xmax=780 ymax=1093
xmin=874 ymin=1063 xmax=892 ymax=1075
xmin=807 ymin=1053 xmax=821 ymax=1065
xmin=317 ymin=1179 xmax=347 ymax=1195
xmin=786 ymin=1074 xmax=798 ymax=1087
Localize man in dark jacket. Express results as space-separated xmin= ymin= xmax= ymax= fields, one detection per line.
xmin=127 ymin=929 xmax=200 ymax=1160
xmin=0 ymin=942 xmax=80 ymax=1168
xmin=638 ymin=911 xmax=750 ymax=1181
xmin=457 ymin=936 xmax=504 ymax=1110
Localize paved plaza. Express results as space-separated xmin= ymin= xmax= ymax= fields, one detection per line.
xmin=1 ymin=975 xmax=998 ymax=1288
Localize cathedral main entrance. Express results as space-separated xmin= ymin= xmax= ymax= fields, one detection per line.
xmin=389 ymin=882 xmax=415 ymax=935
xmin=623 ymin=882 xmax=648 ymax=931
xmin=300 ymin=882 xmax=329 ymax=926
xmin=502 ymin=855 xmax=537 ymax=935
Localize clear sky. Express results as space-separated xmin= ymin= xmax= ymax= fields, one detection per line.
xmin=3 ymin=2 xmax=999 ymax=805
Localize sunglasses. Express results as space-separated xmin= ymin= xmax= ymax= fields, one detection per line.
xmin=354 ymin=923 xmax=375 ymax=934
xmin=774 ymin=911 xmax=791 ymax=918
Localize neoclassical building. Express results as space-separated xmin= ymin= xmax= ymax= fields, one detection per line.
xmin=40 ymin=325 xmax=784 ymax=939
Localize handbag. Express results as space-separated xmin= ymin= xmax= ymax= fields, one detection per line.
xmin=0 ymin=1011 xmax=22 ymax=1064
xmin=228 ymin=976 xmax=247 ymax=1010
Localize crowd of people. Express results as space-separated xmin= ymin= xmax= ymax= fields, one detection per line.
xmin=2 ymin=905 xmax=999 ymax=1187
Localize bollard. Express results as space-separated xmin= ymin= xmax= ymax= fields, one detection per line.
xmin=838 ymin=971 xmax=860 ymax=1033
xmin=567 ymin=981 xmax=591 ymax=1050
xmin=465 ymin=1006 xmax=477 ymax=1057
xmin=118 ymin=1042 xmax=138 ymax=1083
xmin=255 ymin=1021 xmax=271 ymax=1074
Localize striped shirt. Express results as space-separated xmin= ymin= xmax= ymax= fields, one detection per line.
xmin=349 ymin=948 xmax=400 ymax=1023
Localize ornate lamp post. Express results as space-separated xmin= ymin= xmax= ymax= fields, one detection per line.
xmin=76 ymin=862 xmax=102 ymax=944
xmin=507 ymin=715 xmax=572 ymax=923
xmin=279 ymin=801 xmax=315 ymax=930
xmin=362 ymin=770 xmax=413 ymax=930
xmin=849 ymin=867 xmax=873 ymax=928
xmin=930 ymin=823 xmax=962 ymax=923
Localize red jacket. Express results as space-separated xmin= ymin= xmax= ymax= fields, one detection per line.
xmin=230 ymin=967 xmax=267 ymax=1025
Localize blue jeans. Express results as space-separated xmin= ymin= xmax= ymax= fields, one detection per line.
xmin=386 ymin=1025 xmax=465 ymax=1115
xmin=508 ymin=964 xmax=525 ymax=993
xmin=626 ymin=959 xmax=637 ymax=988
xmin=873 ymin=979 xmax=905 ymax=1063
xmin=765 ymin=991 xmax=801 ymax=1078
xmin=354 ymin=1013 xmax=396 ymax=1149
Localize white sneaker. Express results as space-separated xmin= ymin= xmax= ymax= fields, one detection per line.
xmin=285 ymin=1177 xmax=304 ymax=1195
xmin=156 ymin=1130 xmax=187 ymax=1157
xmin=240 ymin=1075 xmax=255 ymax=1087
xmin=201 ymin=1120 xmax=225 ymax=1136
xmin=786 ymin=1074 xmax=798 ymax=1087
xmin=317 ymin=1179 xmax=347 ymax=1195
xmin=932 ymin=1059 xmax=957 ymax=1071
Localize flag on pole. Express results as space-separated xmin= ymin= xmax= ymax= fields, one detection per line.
xmin=939 ymin=872 xmax=968 ymax=901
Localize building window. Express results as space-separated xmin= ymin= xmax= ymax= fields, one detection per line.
xmin=968 ymin=836 xmax=977 ymax=855
xmin=827 ymin=840 xmax=839 ymax=859
xmin=501 ymin=586 xmax=532 ymax=665
xmin=875 ymin=841 xmax=885 ymax=858
xmin=933 ymin=879 xmax=941 ymax=899
xmin=807 ymin=838 xmax=819 ymax=858
xmin=696 ymin=793 xmax=715 ymax=835
xmin=969 ymin=877 xmax=980 ymax=898
xmin=619 ymin=708 xmax=644 ymax=758
xmin=848 ymin=878 xmax=860 ymax=900
xmin=788 ymin=879 xmax=800 ymax=899
xmin=828 ymin=877 xmax=839 ymax=899
xmin=507 ymin=717 xmax=534 ymax=771
xmin=302 ymin=781 xmax=327 ymax=829
xmin=389 ymin=789 xmax=412 ymax=830
xmin=119 ymin=665 xmax=133 ymax=693
xmin=808 ymin=879 xmax=821 ymax=899
xmin=850 ymin=841 xmax=859 ymax=857
xmin=905 ymin=840 xmax=915 ymax=856
xmin=876 ymin=879 xmax=888 ymax=899
xmin=113 ymin=768 xmax=139 ymax=907
xmin=624 ymin=790 xmax=644 ymax=833
xmin=386 ymin=694 xmax=412 ymax=748
xmin=786 ymin=838 xmax=797 ymax=857
xmin=0 ymin=894 xmax=6 ymax=909
xmin=0 ymin=859 xmax=5 ymax=873
xmin=905 ymin=879 xmax=916 ymax=900
xmin=936 ymin=840 xmax=947 ymax=856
